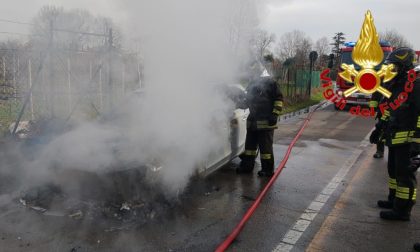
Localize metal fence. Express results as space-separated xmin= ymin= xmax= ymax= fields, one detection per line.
xmin=278 ymin=69 xmax=321 ymax=99
xmin=0 ymin=48 xmax=143 ymax=134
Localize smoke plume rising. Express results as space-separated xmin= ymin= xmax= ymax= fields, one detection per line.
xmin=18 ymin=0 xmax=262 ymax=195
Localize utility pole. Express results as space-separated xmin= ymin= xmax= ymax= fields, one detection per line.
xmin=99 ymin=62 xmax=103 ymax=110
xmin=122 ymin=64 xmax=125 ymax=96
xmin=137 ymin=54 xmax=142 ymax=89
xmin=308 ymin=51 xmax=318 ymax=97
xmin=107 ymin=28 xmax=114 ymax=113
xmin=13 ymin=53 xmax=16 ymax=101
xmin=2 ymin=56 xmax=5 ymax=83
xmin=48 ymin=19 xmax=55 ymax=117
xmin=28 ymin=59 xmax=34 ymax=121
xmin=135 ymin=42 xmax=143 ymax=89
xmin=2 ymin=57 xmax=5 ymax=95
xmin=17 ymin=57 xmax=20 ymax=101
xmin=67 ymin=57 xmax=72 ymax=114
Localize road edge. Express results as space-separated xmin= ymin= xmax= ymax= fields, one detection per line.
xmin=271 ymin=128 xmax=373 ymax=252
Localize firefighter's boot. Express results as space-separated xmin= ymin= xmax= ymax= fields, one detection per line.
xmin=380 ymin=198 xmax=414 ymax=221
xmin=237 ymin=158 xmax=254 ymax=174
xmin=379 ymin=210 xmax=410 ymax=221
xmin=258 ymin=155 xmax=274 ymax=177
xmin=257 ymin=170 xmax=274 ymax=177
xmin=377 ymin=189 xmax=395 ymax=209
xmin=373 ymin=152 xmax=384 ymax=159
xmin=373 ymin=142 xmax=385 ymax=158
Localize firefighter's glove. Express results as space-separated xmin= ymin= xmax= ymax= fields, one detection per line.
xmin=369 ymin=128 xmax=380 ymax=144
xmin=268 ymin=114 xmax=278 ymax=126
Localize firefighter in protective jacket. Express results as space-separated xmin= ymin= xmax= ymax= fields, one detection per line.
xmin=370 ymin=89 xmax=386 ymax=158
xmin=370 ymin=47 xmax=420 ymax=221
xmin=237 ymin=65 xmax=284 ymax=177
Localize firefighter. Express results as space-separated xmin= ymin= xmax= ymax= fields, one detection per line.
xmin=370 ymin=47 xmax=420 ymax=221
xmin=369 ymin=91 xmax=385 ymax=158
xmin=236 ymin=62 xmax=284 ymax=177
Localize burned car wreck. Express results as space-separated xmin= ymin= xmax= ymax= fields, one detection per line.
xmin=16 ymin=83 xmax=249 ymax=226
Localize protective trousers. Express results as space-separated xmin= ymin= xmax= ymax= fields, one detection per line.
xmin=240 ymin=129 xmax=274 ymax=173
xmin=377 ymin=141 xmax=385 ymax=154
xmin=387 ymin=144 xmax=417 ymax=215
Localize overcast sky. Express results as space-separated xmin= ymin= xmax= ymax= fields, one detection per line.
xmin=262 ymin=0 xmax=420 ymax=49
xmin=0 ymin=0 xmax=419 ymax=49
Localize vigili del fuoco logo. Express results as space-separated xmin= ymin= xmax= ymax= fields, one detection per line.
xmin=321 ymin=10 xmax=417 ymax=117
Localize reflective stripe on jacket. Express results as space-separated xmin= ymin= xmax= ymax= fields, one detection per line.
xmin=246 ymin=76 xmax=284 ymax=130
xmin=384 ymin=76 xmax=420 ymax=146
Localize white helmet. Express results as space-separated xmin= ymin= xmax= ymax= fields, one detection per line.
xmin=260 ymin=68 xmax=270 ymax=77
xmin=250 ymin=60 xmax=271 ymax=78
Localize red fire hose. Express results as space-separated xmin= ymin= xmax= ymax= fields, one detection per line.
xmin=215 ymin=104 xmax=322 ymax=252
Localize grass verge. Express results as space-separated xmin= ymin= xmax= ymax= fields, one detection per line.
xmin=279 ymin=89 xmax=325 ymax=115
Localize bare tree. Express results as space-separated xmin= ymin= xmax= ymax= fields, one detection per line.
xmin=315 ymin=37 xmax=330 ymax=58
xmin=30 ymin=5 xmax=123 ymax=51
xmin=314 ymin=37 xmax=331 ymax=68
xmin=379 ymin=29 xmax=412 ymax=48
xmin=250 ymin=29 xmax=276 ymax=62
xmin=276 ymin=30 xmax=312 ymax=67
xmin=276 ymin=30 xmax=303 ymax=62
xmin=227 ymin=0 xmax=259 ymax=57
xmin=295 ymin=37 xmax=312 ymax=67
xmin=226 ymin=0 xmax=261 ymax=82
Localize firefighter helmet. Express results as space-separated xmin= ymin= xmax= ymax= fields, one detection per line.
xmin=249 ymin=60 xmax=271 ymax=78
xmin=384 ymin=47 xmax=415 ymax=71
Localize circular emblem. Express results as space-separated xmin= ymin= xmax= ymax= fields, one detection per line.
xmin=355 ymin=69 xmax=380 ymax=94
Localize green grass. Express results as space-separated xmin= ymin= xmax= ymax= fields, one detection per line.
xmin=0 ymin=102 xmax=21 ymax=136
xmin=0 ymin=104 xmax=12 ymax=135
xmin=279 ymin=89 xmax=325 ymax=115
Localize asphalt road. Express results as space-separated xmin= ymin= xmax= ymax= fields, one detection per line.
xmin=0 ymin=105 xmax=383 ymax=252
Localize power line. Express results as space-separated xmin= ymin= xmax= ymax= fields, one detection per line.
xmin=0 ymin=18 xmax=35 ymax=26
xmin=0 ymin=17 xmax=109 ymax=40
xmin=0 ymin=31 xmax=37 ymax=37
xmin=53 ymin=28 xmax=107 ymax=37
xmin=0 ymin=18 xmax=106 ymax=37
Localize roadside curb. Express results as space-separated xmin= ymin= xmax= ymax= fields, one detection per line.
xmin=279 ymin=101 xmax=329 ymax=122
xmin=273 ymin=127 xmax=373 ymax=252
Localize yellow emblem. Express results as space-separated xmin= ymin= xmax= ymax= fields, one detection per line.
xmin=340 ymin=11 xmax=396 ymax=98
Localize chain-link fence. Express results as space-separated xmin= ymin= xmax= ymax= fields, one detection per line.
xmin=0 ymin=48 xmax=143 ymax=135
xmin=277 ymin=68 xmax=321 ymax=101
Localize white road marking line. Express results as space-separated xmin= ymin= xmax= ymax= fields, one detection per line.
xmin=272 ymin=130 xmax=372 ymax=252
xmin=300 ymin=211 xmax=317 ymax=221
xmin=275 ymin=243 xmax=294 ymax=252
xmin=307 ymin=201 xmax=324 ymax=211
xmin=282 ymin=230 xmax=303 ymax=245
xmin=314 ymin=194 xmax=329 ymax=203
xmin=292 ymin=220 xmax=311 ymax=232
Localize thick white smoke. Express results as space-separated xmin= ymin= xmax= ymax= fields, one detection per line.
xmin=115 ymin=1 xmax=241 ymax=190
xmin=25 ymin=0 xmax=262 ymax=194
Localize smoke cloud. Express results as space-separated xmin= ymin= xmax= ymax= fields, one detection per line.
xmin=112 ymin=0 xmax=246 ymax=191
xmin=15 ymin=0 xmax=262 ymax=195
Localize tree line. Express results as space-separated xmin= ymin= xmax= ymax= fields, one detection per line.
xmin=249 ymin=28 xmax=412 ymax=83
xmin=0 ymin=5 xmax=414 ymax=95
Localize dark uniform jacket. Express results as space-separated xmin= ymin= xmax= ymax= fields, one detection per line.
xmin=378 ymin=74 xmax=420 ymax=146
xmin=246 ymin=77 xmax=284 ymax=130
xmin=370 ymin=82 xmax=391 ymax=119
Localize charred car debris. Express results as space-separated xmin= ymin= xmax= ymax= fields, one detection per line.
xmin=18 ymin=168 xmax=179 ymax=225
xmin=6 ymin=84 xmax=249 ymax=227
xmin=16 ymin=159 xmax=231 ymax=231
